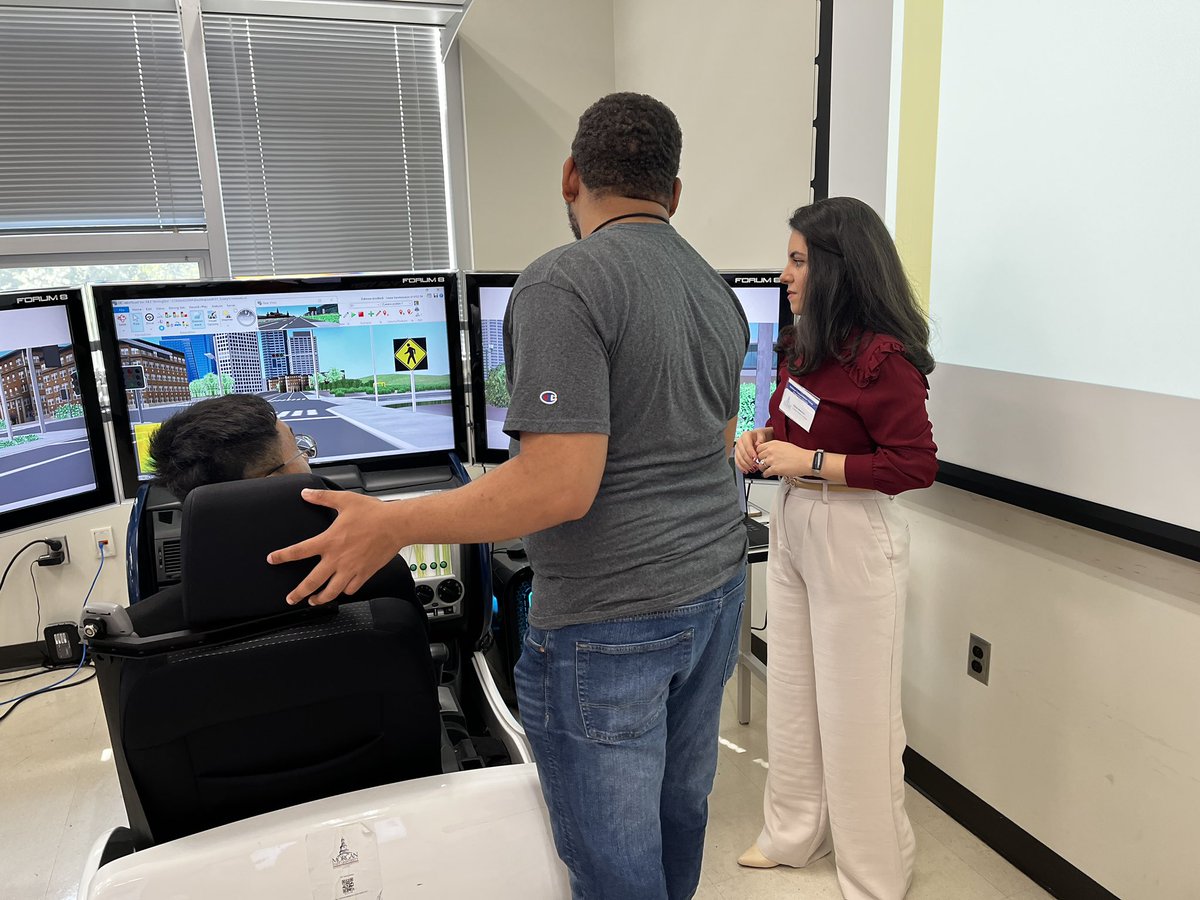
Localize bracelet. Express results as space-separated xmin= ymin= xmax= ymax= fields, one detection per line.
xmin=811 ymin=449 xmax=825 ymax=474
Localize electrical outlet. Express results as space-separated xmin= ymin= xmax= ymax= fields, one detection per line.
xmin=968 ymin=634 xmax=991 ymax=685
xmin=91 ymin=527 xmax=116 ymax=558
xmin=44 ymin=535 xmax=69 ymax=566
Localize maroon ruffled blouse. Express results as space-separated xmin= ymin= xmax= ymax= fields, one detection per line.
xmin=766 ymin=333 xmax=937 ymax=495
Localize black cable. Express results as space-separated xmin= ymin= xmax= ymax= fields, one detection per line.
xmin=0 ymin=539 xmax=50 ymax=593
xmin=29 ymin=558 xmax=42 ymax=640
xmin=1 ymin=552 xmax=105 ymax=723
xmin=751 ymin=611 xmax=768 ymax=633
xmin=0 ymin=665 xmax=96 ymax=725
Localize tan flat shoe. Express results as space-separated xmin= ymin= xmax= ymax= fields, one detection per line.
xmin=737 ymin=845 xmax=780 ymax=869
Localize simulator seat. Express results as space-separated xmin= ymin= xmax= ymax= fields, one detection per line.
xmin=87 ymin=474 xmax=444 ymax=850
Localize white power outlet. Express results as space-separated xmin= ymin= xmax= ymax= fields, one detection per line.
xmin=91 ymin=527 xmax=116 ymax=558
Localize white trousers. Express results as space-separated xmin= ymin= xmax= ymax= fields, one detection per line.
xmin=757 ymin=482 xmax=916 ymax=900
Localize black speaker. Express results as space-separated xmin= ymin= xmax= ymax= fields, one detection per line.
xmin=491 ymin=541 xmax=533 ymax=690
xmin=44 ymin=623 xmax=84 ymax=666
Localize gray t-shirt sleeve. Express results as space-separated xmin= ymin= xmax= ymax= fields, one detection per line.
xmin=503 ymin=280 xmax=611 ymax=439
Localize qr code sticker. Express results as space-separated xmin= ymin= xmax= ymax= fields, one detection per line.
xmin=339 ymin=874 xmax=356 ymax=895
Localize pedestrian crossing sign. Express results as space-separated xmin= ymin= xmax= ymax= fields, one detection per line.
xmin=394 ymin=337 xmax=428 ymax=371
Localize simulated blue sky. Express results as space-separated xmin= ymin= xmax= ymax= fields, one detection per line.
xmin=138 ymin=322 xmax=450 ymax=380
xmin=317 ymin=322 xmax=450 ymax=378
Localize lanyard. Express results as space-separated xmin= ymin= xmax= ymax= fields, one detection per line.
xmin=592 ymin=211 xmax=670 ymax=233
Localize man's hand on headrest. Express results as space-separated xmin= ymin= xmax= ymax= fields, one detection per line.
xmin=267 ymin=489 xmax=404 ymax=606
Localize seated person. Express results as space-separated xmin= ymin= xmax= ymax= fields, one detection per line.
xmin=129 ymin=394 xmax=420 ymax=635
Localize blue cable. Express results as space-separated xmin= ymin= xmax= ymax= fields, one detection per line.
xmin=83 ymin=544 xmax=106 ymax=608
xmin=0 ymin=546 xmax=105 ymax=708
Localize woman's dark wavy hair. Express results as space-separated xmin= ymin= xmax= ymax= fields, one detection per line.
xmin=778 ymin=197 xmax=934 ymax=376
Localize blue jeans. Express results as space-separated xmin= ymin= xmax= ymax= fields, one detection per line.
xmin=515 ymin=567 xmax=747 ymax=900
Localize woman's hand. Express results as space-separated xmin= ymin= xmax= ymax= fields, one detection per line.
xmin=756 ymin=440 xmax=815 ymax=478
xmin=734 ymin=427 xmax=773 ymax=473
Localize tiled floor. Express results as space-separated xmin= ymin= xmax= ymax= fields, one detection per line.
xmin=0 ymin=667 xmax=1054 ymax=899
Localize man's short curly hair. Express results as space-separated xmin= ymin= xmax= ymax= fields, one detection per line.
xmin=571 ymin=92 xmax=682 ymax=206
xmin=148 ymin=394 xmax=281 ymax=500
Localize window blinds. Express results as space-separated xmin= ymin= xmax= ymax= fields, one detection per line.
xmin=203 ymin=15 xmax=451 ymax=276
xmin=0 ymin=7 xmax=204 ymax=233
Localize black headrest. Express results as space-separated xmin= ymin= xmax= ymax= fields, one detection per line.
xmin=181 ymin=474 xmax=336 ymax=629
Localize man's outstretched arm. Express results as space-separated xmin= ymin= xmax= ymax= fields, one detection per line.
xmin=268 ymin=431 xmax=608 ymax=606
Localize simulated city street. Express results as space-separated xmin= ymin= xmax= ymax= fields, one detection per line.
xmin=125 ymin=392 xmax=456 ymax=463
xmin=257 ymin=316 xmax=338 ymax=331
xmin=0 ymin=434 xmax=97 ymax=512
xmin=269 ymin=397 xmax=400 ymax=456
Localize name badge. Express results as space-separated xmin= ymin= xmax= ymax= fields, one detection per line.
xmin=780 ymin=380 xmax=820 ymax=431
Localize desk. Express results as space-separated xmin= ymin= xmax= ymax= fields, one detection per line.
xmin=737 ymin=531 xmax=770 ymax=726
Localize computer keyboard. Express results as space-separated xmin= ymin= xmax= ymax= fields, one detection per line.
xmin=744 ymin=515 xmax=770 ymax=550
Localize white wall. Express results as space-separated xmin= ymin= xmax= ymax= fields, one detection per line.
xmin=0 ymin=503 xmax=129 ymax=650
xmin=827 ymin=0 xmax=896 ymax=217
xmin=900 ymin=485 xmax=1200 ymax=899
xmin=613 ymin=0 xmax=815 ymax=269
xmin=458 ymin=0 xmax=616 ymax=270
xmin=459 ymin=0 xmax=816 ymax=271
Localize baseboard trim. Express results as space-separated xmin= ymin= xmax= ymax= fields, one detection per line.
xmin=0 ymin=641 xmax=47 ymax=674
xmin=903 ymin=748 xmax=1120 ymax=900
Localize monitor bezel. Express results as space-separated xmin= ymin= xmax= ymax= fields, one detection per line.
xmin=464 ymin=271 xmax=521 ymax=466
xmin=0 ymin=286 xmax=116 ymax=534
xmin=720 ymin=271 xmax=790 ymax=480
xmin=92 ymin=272 xmax=469 ymax=500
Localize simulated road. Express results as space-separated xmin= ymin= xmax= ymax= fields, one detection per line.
xmin=125 ymin=394 xmax=454 ymax=460
xmin=257 ymin=316 xmax=337 ymax=331
xmin=0 ymin=437 xmax=97 ymax=511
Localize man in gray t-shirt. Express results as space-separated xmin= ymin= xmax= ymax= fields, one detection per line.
xmin=504 ymin=94 xmax=748 ymax=900
xmin=504 ymin=222 xmax=748 ymax=629
xmin=269 ymin=93 xmax=748 ymax=900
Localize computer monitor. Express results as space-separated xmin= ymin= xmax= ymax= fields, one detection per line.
xmin=465 ymin=272 xmax=520 ymax=465
xmin=0 ymin=287 xmax=115 ymax=533
xmin=466 ymin=270 xmax=789 ymax=466
xmin=720 ymin=272 xmax=790 ymax=447
xmin=93 ymin=273 xmax=468 ymax=499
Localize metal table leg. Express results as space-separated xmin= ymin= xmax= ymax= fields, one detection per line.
xmin=737 ymin=571 xmax=753 ymax=725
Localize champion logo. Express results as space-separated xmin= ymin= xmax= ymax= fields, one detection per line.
xmin=539 ymin=390 xmax=558 ymax=405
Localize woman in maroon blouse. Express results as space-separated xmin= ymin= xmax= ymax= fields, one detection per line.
xmin=734 ymin=197 xmax=936 ymax=900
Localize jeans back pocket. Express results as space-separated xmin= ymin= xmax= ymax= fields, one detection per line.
xmin=575 ymin=630 xmax=693 ymax=744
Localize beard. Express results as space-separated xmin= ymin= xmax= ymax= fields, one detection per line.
xmin=566 ymin=202 xmax=581 ymax=241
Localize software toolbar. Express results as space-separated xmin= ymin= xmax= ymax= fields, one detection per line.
xmin=112 ymin=287 xmax=446 ymax=339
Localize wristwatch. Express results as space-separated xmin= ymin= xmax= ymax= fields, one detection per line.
xmin=811 ymin=449 xmax=825 ymax=475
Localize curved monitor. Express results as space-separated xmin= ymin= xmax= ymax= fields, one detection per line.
xmin=93 ymin=273 xmax=467 ymax=498
xmin=0 ymin=287 xmax=115 ymax=533
xmin=466 ymin=270 xmax=788 ymax=467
